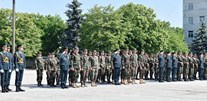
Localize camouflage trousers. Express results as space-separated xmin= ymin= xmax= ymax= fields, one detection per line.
xmin=139 ymin=66 xmax=145 ymax=79
xmin=69 ymin=68 xmax=80 ymax=83
xmin=36 ymin=69 xmax=43 ymax=84
xmin=177 ymin=65 xmax=183 ymax=81
xmin=106 ymin=68 xmax=112 ymax=82
xmin=56 ymin=70 xmax=60 ymax=85
xmin=149 ymin=64 xmax=155 ymax=79
xmin=183 ymin=65 xmax=189 ymax=80
xmin=130 ymin=67 xmax=137 ymax=81
xmin=121 ymin=67 xmax=130 ymax=80
xmin=154 ymin=67 xmax=159 ymax=80
xmin=48 ymin=70 xmax=56 ymax=85
xmin=90 ymin=68 xmax=98 ymax=82
xmin=80 ymin=68 xmax=88 ymax=85
xmin=204 ymin=66 xmax=207 ymax=79
xmin=188 ymin=65 xmax=194 ymax=80
xmin=98 ymin=67 xmax=106 ymax=82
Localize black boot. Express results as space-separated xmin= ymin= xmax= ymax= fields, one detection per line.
xmin=19 ymin=86 xmax=25 ymax=92
xmin=16 ymin=86 xmax=20 ymax=92
xmin=2 ymin=86 xmax=6 ymax=93
xmin=7 ymin=86 xmax=12 ymax=91
xmin=4 ymin=86 xmax=8 ymax=92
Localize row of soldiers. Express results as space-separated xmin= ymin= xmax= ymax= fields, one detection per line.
xmin=35 ymin=47 xmax=207 ymax=89
xmin=0 ymin=43 xmax=26 ymax=93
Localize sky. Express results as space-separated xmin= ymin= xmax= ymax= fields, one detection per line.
xmin=0 ymin=0 xmax=183 ymax=28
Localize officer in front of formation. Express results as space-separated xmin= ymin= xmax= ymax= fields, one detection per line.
xmin=0 ymin=43 xmax=10 ymax=93
xmin=7 ymin=45 xmax=13 ymax=91
xmin=59 ymin=47 xmax=69 ymax=89
xmin=14 ymin=44 xmax=26 ymax=92
xmin=158 ymin=50 xmax=165 ymax=82
xmin=112 ymin=49 xmax=121 ymax=85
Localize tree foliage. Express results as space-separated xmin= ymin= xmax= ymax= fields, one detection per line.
xmin=191 ymin=23 xmax=207 ymax=54
xmin=80 ymin=3 xmax=188 ymax=53
xmin=0 ymin=9 xmax=66 ymax=57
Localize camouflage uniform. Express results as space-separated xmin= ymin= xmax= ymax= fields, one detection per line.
xmin=80 ymin=54 xmax=89 ymax=87
xmin=130 ymin=51 xmax=138 ymax=84
xmin=70 ymin=53 xmax=81 ymax=88
xmin=204 ymin=57 xmax=207 ymax=80
xmin=149 ymin=55 xmax=155 ymax=80
xmin=121 ymin=52 xmax=131 ymax=84
xmin=138 ymin=53 xmax=145 ymax=84
xmin=193 ymin=56 xmax=199 ymax=79
xmin=183 ymin=54 xmax=189 ymax=81
xmin=154 ymin=55 xmax=159 ymax=80
xmin=90 ymin=54 xmax=99 ymax=87
xmin=105 ymin=52 xmax=113 ymax=83
xmin=48 ymin=57 xmax=57 ymax=87
xmin=188 ymin=55 xmax=194 ymax=81
xmin=144 ymin=55 xmax=150 ymax=80
xmin=99 ymin=52 xmax=106 ymax=83
xmin=177 ymin=54 xmax=183 ymax=81
xmin=34 ymin=56 xmax=44 ymax=86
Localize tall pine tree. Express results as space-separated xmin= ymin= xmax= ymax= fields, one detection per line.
xmin=191 ymin=22 xmax=207 ymax=54
xmin=63 ymin=0 xmax=82 ymax=48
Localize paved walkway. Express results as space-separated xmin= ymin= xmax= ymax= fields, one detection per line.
xmin=0 ymin=70 xmax=207 ymax=101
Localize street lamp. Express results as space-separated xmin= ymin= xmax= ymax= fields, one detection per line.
xmin=12 ymin=0 xmax=16 ymax=54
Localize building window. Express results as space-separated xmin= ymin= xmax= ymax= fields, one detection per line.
xmin=188 ymin=17 xmax=194 ymax=25
xmin=200 ymin=16 xmax=205 ymax=22
xmin=188 ymin=31 xmax=194 ymax=38
xmin=188 ymin=3 xmax=194 ymax=10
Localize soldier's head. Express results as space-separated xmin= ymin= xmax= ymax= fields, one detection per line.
xmin=47 ymin=53 xmax=52 ymax=58
xmin=84 ymin=49 xmax=88 ymax=55
xmin=37 ymin=51 xmax=42 ymax=57
xmin=88 ymin=51 xmax=92 ymax=56
xmin=141 ymin=50 xmax=145 ymax=55
xmin=7 ymin=45 xmax=11 ymax=52
xmin=93 ymin=50 xmax=97 ymax=56
xmin=189 ymin=52 xmax=193 ymax=57
xmin=17 ymin=44 xmax=24 ymax=52
xmin=101 ymin=51 xmax=104 ymax=56
xmin=132 ymin=49 xmax=137 ymax=54
xmin=108 ymin=51 xmax=112 ymax=56
xmin=74 ymin=47 xmax=79 ymax=54
xmin=1 ymin=43 xmax=8 ymax=52
xmin=62 ymin=47 xmax=68 ymax=54
xmin=114 ymin=49 xmax=120 ymax=55
xmin=193 ymin=54 xmax=198 ymax=58
xmin=51 ymin=52 xmax=55 ymax=58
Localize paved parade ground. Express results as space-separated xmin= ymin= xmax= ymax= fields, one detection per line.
xmin=0 ymin=69 xmax=207 ymax=101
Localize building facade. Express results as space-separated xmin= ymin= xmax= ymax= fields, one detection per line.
xmin=183 ymin=0 xmax=207 ymax=47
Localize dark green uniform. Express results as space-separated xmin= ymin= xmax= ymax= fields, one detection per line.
xmin=34 ymin=56 xmax=44 ymax=86
xmin=90 ymin=55 xmax=99 ymax=86
xmin=177 ymin=54 xmax=183 ymax=81
xmin=183 ymin=55 xmax=189 ymax=81
xmin=70 ymin=53 xmax=81 ymax=87
xmin=48 ymin=57 xmax=57 ymax=87
xmin=188 ymin=56 xmax=194 ymax=81
xmin=193 ymin=56 xmax=199 ymax=79
xmin=121 ymin=53 xmax=130 ymax=84
xmin=80 ymin=55 xmax=89 ymax=87
xmin=204 ymin=57 xmax=207 ymax=79
xmin=154 ymin=55 xmax=159 ymax=80
xmin=138 ymin=54 xmax=146 ymax=84
xmin=99 ymin=55 xmax=106 ymax=83
xmin=130 ymin=53 xmax=138 ymax=84
xmin=105 ymin=53 xmax=113 ymax=83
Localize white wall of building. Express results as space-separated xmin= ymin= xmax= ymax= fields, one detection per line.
xmin=183 ymin=0 xmax=207 ymax=47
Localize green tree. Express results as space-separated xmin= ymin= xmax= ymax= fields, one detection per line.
xmin=64 ymin=0 xmax=83 ymax=48
xmin=79 ymin=5 xmax=130 ymax=51
xmin=191 ymin=23 xmax=207 ymax=54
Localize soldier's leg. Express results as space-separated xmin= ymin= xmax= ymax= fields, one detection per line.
xmin=7 ymin=71 xmax=12 ymax=91
xmin=36 ymin=70 xmax=40 ymax=86
xmin=193 ymin=67 xmax=198 ymax=80
xmin=56 ymin=70 xmax=60 ymax=85
xmin=159 ymin=67 xmax=164 ymax=82
xmin=60 ymin=70 xmax=66 ymax=88
xmin=46 ymin=71 xmax=50 ymax=85
xmin=83 ymin=69 xmax=88 ymax=86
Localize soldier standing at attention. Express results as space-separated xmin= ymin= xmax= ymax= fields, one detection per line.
xmin=0 ymin=43 xmax=10 ymax=93
xmin=158 ymin=50 xmax=165 ymax=82
xmin=154 ymin=54 xmax=159 ymax=81
xmin=144 ymin=53 xmax=150 ymax=80
xmin=14 ymin=44 xmax=26 ymax=92
xmin=149 ymin=54 xmax=155 ymax=80
xmin=130 ymin=49 xmax=138 ymax=84
xmin=99 ymin=51 xmax=106 ymax=83
xmin=138 ymin=50 xmax=146 ymax=84
xmin=59 ymin=47 xmax=69 ymax=89
xmin=172 ymin=52 xmax=178 ymax=81
xmin=80 ymin=49 xmax=89 ymax=87
xmin=34 ymin=52 xmax=44 ymax=87
xmin=45 ymin=53 xmax=50 ymax=85
xmin=177 ymin=52 xmax=184 ymax=81
xmin=204 ymin=53 xmax=207 ymax=80
xmin=121 ymin=49 xmax=130 ymax=84
xmin=105 ymin=52 xmax=113 ymax=83
xmin=165 ymin=52 xmax=172 ymax=82
xmin=188 ymin=52 xmax=194 ymax=81
xmin=199 ymin=53 xmax=205 ymax=80
xmin=112 ymin=49 xmax=121 ymax=85
xmin=48 ymin=53 xmax=57 ymax=87
xmin=183 ymin=52 xmax=189 ymax=81
xmin=193 ymin=54 xmax=199 ymax=80
xmin=7 ymin=45 xmax=13 ymax=91
xmin=87 ymin=51 xmax=92 ymax=82
xmin=90 ymin=50 xmax=99 ymax=87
